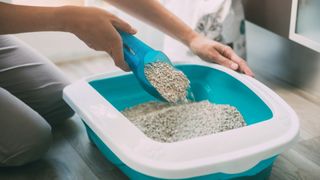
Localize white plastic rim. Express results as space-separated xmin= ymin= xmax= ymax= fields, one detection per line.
xmin=63 ymin=61 xmax=299 ymax=179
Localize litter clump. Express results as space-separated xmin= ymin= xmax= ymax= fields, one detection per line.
xmin=122 ymin=100 xmax=246 ymax=143
xmin=144 ymin=62 xmax=190 ymax=103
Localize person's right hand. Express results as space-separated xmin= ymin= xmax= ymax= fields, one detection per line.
xmin=58 ymin=6 xmax=137 ymax=71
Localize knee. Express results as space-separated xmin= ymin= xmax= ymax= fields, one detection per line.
xmin=45 ymin=97 xmax=75 ymax=126
xmin=41 ymin=78 xmax=75 ymax=125
xmin=48 ymin=104 xmax=74 ymax=126
xmin=0 ymin=123 xmax=52 ymax=167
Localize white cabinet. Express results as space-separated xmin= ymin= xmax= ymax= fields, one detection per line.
xmin=290 ymin=0 xmax=320 ymax=52
xmin=243 ymin=0 xmax=320 ymax=53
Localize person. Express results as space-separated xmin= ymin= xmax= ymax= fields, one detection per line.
xmin=0 ymin=0 xmax=254 ymax=167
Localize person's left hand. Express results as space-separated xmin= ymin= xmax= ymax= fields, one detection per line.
xmin=188 ymin=34 xmax=254 ymax=77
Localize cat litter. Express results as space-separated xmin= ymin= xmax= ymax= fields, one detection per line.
xmin=144 ymin=62 xmax=190 ymax=103
xmin=122 ymin=101 xmax=246 ymax=143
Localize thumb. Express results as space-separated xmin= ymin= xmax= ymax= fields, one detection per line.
xmin=111 ymin=16 xmax=137 ymax=34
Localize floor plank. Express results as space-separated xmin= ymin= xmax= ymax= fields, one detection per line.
xmin=270 ymin=148 xmax=320 ymax=180
xmin=253 ymin=74 xmax=320 ymax=180
xmin=58 ymin=116 xmax=128 ymax=180
xmin=255 ymin=74 xmax=320 ymax=141
xmin=0 ymin=128 xmax=98 ymax=180
xmin=293 ymin=136 xmax=320 ymax=167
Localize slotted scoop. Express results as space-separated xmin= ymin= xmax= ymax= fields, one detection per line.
xmin=119 ymin=31 xmax=194 ymax=102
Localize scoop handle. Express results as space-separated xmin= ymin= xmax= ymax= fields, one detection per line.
xmin=118 ymin=31 xmax=154 ymax=71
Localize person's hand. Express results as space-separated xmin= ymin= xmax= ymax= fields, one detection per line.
xmin=59 ymin=6 xmax=137 ymax=71
xmin=188 ymin=34 xmax=254 ymax=77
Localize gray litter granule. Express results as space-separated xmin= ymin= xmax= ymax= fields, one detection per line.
xmin=144 ymin=62 xmax=190 ymax=103
xmin=122 ymin=101 xmax=246 ymax=143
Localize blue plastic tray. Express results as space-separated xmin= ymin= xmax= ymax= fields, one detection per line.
xmin=85 ymin=64 xmax=276 ymax=179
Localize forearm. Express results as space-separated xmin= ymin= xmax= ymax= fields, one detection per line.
xmin=0 ymin=2 xmax=66 ymax=35
xmin=105 ymin=0 xmax=198 ymax=46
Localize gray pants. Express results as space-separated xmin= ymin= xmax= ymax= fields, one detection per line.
xmin=0 ymin=35 xmax=74 ymax=167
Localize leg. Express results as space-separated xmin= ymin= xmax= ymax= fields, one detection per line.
xmin=0 ymin=35 xmax=74 ymax=125
xmin=0 ymin=87 xmax=52 ymax=167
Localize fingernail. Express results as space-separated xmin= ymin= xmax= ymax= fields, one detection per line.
xmin=131 ymin=27 xmax=137 ymax=34
xmin=245 ymin=70 xmax=255 ymax=77
xmin=247 ymin=70 xmax=255 ymax=77
xmin=231 ymin=63 xmax=239 ymax=70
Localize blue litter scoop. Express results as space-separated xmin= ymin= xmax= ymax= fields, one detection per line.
xmin=118 ymin=31 xmax=194 ymax=102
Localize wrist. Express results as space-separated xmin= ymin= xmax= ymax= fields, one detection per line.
xmin=54 ymin=6 xmax=78 ymax=32
xmin=182 ymin=30 xmax=199 ymax=47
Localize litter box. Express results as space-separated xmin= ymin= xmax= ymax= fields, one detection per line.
xmin=63 ymin=62 xmax=299 ymax=179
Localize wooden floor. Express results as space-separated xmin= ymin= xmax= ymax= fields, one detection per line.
xmin=1 ymin=55 xmax=320 ymax=180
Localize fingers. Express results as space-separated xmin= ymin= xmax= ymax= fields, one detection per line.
xmin=109 ymin=15 xmax=135 ymax=71
xmin=215 ymin=44 xmax=255 ymax=77
xmin=108 ymin=15 xmax=134 ymax=71
xmin=234 ymin=56 xmax=255 ymax=77
xmin=111 ymin=42 xmax=130 ymax=71
xmin=228 ymin=53 xmax=255 ymax=77
xmin=111 ymin=15 xmax=137 ymax=34
xmin=108 ymin=28 xmax=130 ymax=71
xmin=214 ymin=54 xmax=239 ymax=70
